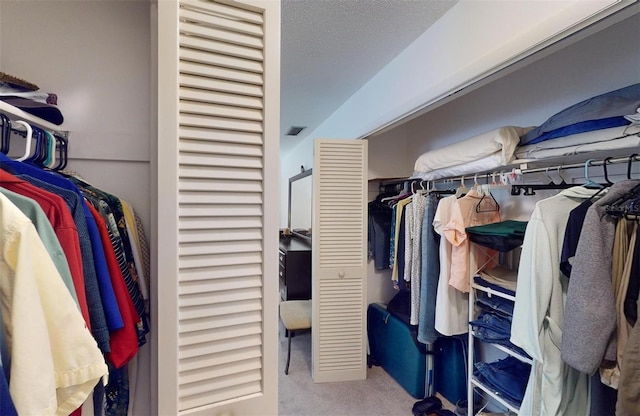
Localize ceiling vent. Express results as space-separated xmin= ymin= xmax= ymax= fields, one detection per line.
xmin=286 ymin=126 xmax=306 ymax=136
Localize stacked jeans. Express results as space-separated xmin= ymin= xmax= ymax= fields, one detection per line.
xmin=470 ymin=295 xmax=529 ymax=358
xmin=473 ymin=357 xmax=531 ymax=407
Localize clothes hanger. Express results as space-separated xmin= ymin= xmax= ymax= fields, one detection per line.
xmin=605 ymin=186 xmax=640 ymax=218
xmin=555 ymin=166 xmax=568 ymax=185
xmin=602 ymin=157 xmax=614 ymax=186
xmin=589 ymin=157 xmax=614 ymax=201
xmin=510 ymin=166 xmax=573 ymax=196
xmin=455 ymin=175 xmax=467 ymax=198
xmin=0 ymin=114 xmax=11 ymax=154
xmin=583 ymin=159 xmax=604 ymax=189
xmin=27 ymin=126 xmax=46 ymax=166
xmin=628 ymin=154 xmax=638 ymax=180
xmin=545 ymin=167 xmax=556 ymax=184
xmin=475 ymin=183 xmax=500 ymax=213
xmin=43 ymin=130 xmax=55 ymax=168
xmin=53 ymin=133 xmax=68 ymax=171
xmin=14 ymin=120 xmax=33 ymax=162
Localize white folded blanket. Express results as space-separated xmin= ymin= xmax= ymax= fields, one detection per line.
xmin=413 ymin=126 xmax=533 ymax=174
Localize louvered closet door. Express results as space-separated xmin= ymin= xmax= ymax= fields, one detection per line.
xmin=312 ymin=139 xmax=368 ymax=383
xmin=156 ymin=1 xmax=280 ymax=415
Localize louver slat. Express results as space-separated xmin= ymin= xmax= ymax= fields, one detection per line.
xmin=180 ymin=48 xmax=263 ymax=74
xmin=180 ymin=88 xmax=263 ymax=109
xmin=180 ymin=35 xmax=263 ymax=62
xmin=185 ymin=0 xmax=264 ymax=25
xmin=179 ymin=21 xmax=263 ymax=49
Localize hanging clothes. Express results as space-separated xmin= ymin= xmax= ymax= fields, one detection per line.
xmin=407 ymin=194 xmax=426 ymax=325
xmin=0 ymin=187 xmax=78 ymax=304
xmin=617 ymin=295 xmax=640 ymax=415
xmin=0 ymin=356 xmax=17 ymax=416
xmin=624 ymin=230 xmax=640 ymax=326
xmin=0 ymin=169 xmax=92 ymax=331
xmin=443 ymin=188 xmax=501 ymax=293
xmin=416 ymin=192 xmax=440 ymax=343
xmin=433 ymin=195 xmax=469 ymax=336
xmin=73 ymin=177 xmax=150 ymax=345
xmin=120 ymin=199 xmax=149 ymax=304
xmin=511 ymin=186 xmax=597 ymax=416
xmin=368 ymin=196 xmax=393 ymax=271
xmin=559 ymin=199 xmax=593 ymax=278
xmin=0 ymin=192 xmax=108 ymax=415
xmin=563 ymin=180 xmax=640 ymax=374
xmin=600 ymin=219 xmax=637 ymax=389
xmin=19 ymin=174 xmax=123 ymax=334
xmin=391 ymin=196 xmax=412 ymax=284
xmin=86 ymin=202 xmax=140 ymax=369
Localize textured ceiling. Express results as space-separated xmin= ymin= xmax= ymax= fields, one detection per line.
xmin=280 ymin=0 xmax=458 ymax=155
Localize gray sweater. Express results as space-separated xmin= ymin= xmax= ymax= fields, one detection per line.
xmin=562 ymin=180 xmax=640 ymax=374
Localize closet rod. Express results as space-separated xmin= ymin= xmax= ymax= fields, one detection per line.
xmin=377 ymin=153 xmax=640 ymax=194
xmin=516 ymin=154 xmax=640 ymax=176
xmin=428 ymin=153 xmax=640 ymax=187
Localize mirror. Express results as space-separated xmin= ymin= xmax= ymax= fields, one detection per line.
xmin=288 ymin=169 xmax=312 ymax=240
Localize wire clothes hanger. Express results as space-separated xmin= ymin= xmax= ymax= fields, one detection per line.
xmin=588 ymin=157 xmax=615 ymax=201
xmin=475 ymin=175 xmax=500 ymax=213
xmin=628 ymin=154 xmax=638 ymax=180
xmin=604 ymin=155 xmax=640 ymax=219
xmin=0 ymin=114 xmax=11 ymax=154
xmin=14 ymin=120 xmax=33 ymax=162
xmin=582 ymin=158 xmax=604 ymax=189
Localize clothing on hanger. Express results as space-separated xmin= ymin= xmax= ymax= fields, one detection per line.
xmin=416 ymin=192 xmax=440 ymax=344
xmin=433 ymin=195 xmax=469 ymax=337
xmin=511 ymin=185 xmax=597 ymax=416
xmin=0 ymin=192 xmax=108 ymax=416
xmin=563 ymin=180 xmax=640 ymax=374
xmin=443 ymin=189 xmax=501 ymax=293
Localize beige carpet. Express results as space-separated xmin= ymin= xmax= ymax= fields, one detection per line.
xmin=278 ymin=330 xmax=455 ymax=416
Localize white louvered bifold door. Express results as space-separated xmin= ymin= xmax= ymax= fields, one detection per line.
xmin=156 ymin=1 xmax=280 ymax=415
xmin=312 ymin=139 xmax=368 ymax=383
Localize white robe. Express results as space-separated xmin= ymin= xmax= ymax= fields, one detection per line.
xmin=511 ymin=186 xmax=596 ymax=416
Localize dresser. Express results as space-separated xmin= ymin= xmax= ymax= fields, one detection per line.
xmin=278 ymin=236 xmax=312 ymax=301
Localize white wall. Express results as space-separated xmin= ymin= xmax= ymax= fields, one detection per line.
xmin=402 ymin=12 xmax=640 ymax=166
xmin=0 ymin=1 xmax=152 ymax=232
xmin=0 ymin=1 xmax=152 ymax=414
xmin=367 ymin=123 xmax=411 ymax=180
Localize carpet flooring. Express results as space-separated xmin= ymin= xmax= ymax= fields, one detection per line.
xmin=278 ymin=330 xmax=454 ymax=416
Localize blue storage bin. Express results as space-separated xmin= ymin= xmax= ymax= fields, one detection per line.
xmin=367 ymin=303 xmax=468 ymax=403
xmin=368 ymin=303 xmax=427 ymax=398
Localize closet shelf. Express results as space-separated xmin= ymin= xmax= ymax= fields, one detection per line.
xmin=470 ymin=330 xmax=532 ymax=365
xmin=469 ymin=277 xmax=521 ymax=415
xmin=0 ymin=100 xmax=68 ymax=136
xmin=471 ymin=282 xmax=516 ymax=302
xmin=470 ymin=376 xmax=520 ymax=414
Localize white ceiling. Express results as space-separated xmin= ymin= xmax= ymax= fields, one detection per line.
xmin=280 ymin=0 xmax=458 ymax=155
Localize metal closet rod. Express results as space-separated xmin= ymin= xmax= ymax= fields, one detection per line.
xmin=516 ymin=154 xmax=640 ymax=175
xmin=377 ymin=154 xmax=640 ymax=194
xmin=429 ymin=153 xmax=640 ymax=186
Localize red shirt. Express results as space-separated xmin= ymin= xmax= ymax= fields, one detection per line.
xmin=86 ymin=202 xmax=139 ymax=368
xmin=0 ymin=169 xmax=90 ymax=328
